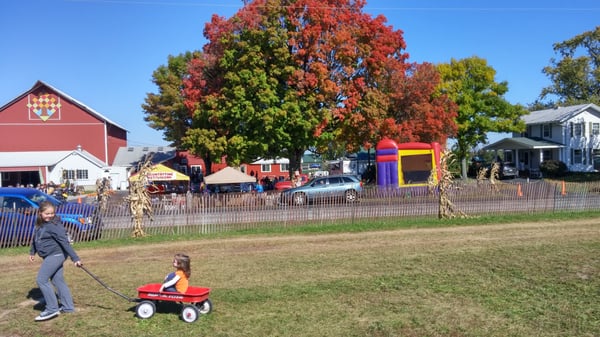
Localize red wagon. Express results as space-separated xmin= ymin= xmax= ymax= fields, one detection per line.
xmin=81 ymin=266 xmax=213 ymax=323
xmin=136 ymin=283 xmax=213 ymax=323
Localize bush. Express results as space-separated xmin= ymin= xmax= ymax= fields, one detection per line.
xmin=540 ymin=160 xmax=568 ymax=178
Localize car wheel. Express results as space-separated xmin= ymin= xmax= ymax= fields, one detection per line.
xmin=293 ymin=193 xmax=307 ymax=206
xmin=345 ymin=189 xmax=357 ymax=202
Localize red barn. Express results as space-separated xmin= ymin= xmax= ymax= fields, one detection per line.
xmin=0 ymin=80 xmax=126 ymax=163
xmin=0 ymin=81 xmax=127 ymax=187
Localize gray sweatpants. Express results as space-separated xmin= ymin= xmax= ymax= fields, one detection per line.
xmin=37 ymin=253 xmax=75 ymax=312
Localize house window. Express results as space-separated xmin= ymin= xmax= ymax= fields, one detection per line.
xmin=543 ymin=124 xmax=552 ymax=138
xmin=190 ymin=165 xmax=202 ymax=175
xmin=261 ymin=164 xmax=272 ymax=173
xmin=542 ymin=150 xmax=552 ymax=161
xmin=63 ymin=169 xmax=88 ymax=180
xmin=62 ymin=170 xmax=75 ymax=180
xmin=280 ymin=163 xmax=289 ymax=172
xmin=76 ymin=169 xmax=88 ymax=180
xmin=592 ymin=123 xmax=599 ymax=136
xmin=190 ymin=165 xmax=202 ymax=183
xmin=573 ymin=123 xmax=582 ymax=137
xmin=572 ymin=149 xmax=583 ymax=164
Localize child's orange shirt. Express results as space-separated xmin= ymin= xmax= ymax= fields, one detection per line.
xmin=175 ymin=269 xmax=189 ymax=293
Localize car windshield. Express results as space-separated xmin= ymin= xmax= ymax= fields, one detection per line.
xmin=26 ymin=190 xmax=63 ymax=207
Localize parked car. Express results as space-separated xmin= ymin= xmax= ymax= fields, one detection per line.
xmin=0 ymin=187 xmax=102 ymax=246
xmin=488 ymin=162 xmax=518 ymax=179
xmin=467 ymin=156 xmax=487 ymax=177
xmin=274 ymin=174 xmax=309 ymax=190
xmin=279 ymin=175 xmax=363 ymax=206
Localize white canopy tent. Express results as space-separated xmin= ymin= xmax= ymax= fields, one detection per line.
xmin=203 ymin=167 xmax=256 ymax=185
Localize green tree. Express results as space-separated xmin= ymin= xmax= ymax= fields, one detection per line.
xmin=437 ymin=57 xmax=527 ymax=178
xmin=182 ymin=0 xmax=456 ymax=177
xmin=142 ymin=51 xmax=200 ymax=147
xmin=541 ymin=26 xmax=600 ymax=105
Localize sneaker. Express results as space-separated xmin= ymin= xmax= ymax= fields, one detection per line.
xmin=34 ymin=310 xmax=60 ymax=321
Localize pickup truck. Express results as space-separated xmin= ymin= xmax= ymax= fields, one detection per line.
xmin=0 ymin=187 xmax=102 ymax=247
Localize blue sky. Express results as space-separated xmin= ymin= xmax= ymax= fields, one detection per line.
xmin=1 ymin=0 xmax=599 ymax=147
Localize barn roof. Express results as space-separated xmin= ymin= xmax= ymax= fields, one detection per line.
xmin=0 ymin=80 xmax=128 ymax=132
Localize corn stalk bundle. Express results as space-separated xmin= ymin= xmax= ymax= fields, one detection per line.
xmin=126 ymin=156 xmax=154 ymax=237
xmin=435 ymin=151 xmax=468 ymax=219
xmin=476 ymin=166 xmax=488 ymax=185
xmin=489 ymin=162 xmax=500 ymax=192
xmin=95 ymin=177 xmax=111 ymax=212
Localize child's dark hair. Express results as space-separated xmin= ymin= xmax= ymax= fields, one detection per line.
xmin=36 ymin=201 xmax=56 ymax=227
xmin=175 ymin=253 xmax=191 ymax=278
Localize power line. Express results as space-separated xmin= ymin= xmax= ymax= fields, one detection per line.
xmin=65 ymin=1 xmax=600 ymax=12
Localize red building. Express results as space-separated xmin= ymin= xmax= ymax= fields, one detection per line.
xmin=0 ymin=81 xmax=127 ymax=186
xmin=0 ymin=81 xmax=126 ymax=164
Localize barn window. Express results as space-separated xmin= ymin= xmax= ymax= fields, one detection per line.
xmin=280 ymin=163 xmax=289 ymax=172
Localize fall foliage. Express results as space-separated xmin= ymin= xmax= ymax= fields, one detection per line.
xmin=146 ymin=0 xmax=458 ymax=176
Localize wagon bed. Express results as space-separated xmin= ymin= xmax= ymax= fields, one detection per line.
xmin=137 ymin=283 xmax=211 ymax=303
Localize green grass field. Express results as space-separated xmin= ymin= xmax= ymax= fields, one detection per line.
xmin=1 ymin=212 xmax=599 ymax=337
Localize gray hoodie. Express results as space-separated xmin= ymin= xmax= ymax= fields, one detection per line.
xmin=30 ymin=218 xmax=80 ymax=261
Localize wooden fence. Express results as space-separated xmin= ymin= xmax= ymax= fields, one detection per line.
xmin=2 ymin=179 xmax=600 ymax=248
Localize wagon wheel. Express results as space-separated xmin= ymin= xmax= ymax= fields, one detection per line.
xmin=345 ymin=189 xmax=357 ymax=203
xmin=196 ymin=299 xmax=213 ymax=315
xmin=293 ymin=192 xmax=307 ymax=206
xmin=181 ymin=304 xmax=199 ymax=323
xmin=136 ymin=300 xmax=156 ymax=319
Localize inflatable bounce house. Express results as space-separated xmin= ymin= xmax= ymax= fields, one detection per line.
xmin=376 ymin=139 xmax=441 ymax=188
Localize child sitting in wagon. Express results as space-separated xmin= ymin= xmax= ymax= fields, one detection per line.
xmin=159 ymin=253 xmax=191 ymax=293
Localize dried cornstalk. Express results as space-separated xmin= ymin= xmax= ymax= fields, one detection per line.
xmin=435 ymin=151 xmax=469 ymax=219
xmin=126 ymin=156 xmax=154 ymax=237
xmin=476 ymin=166 xmax=488 ymax=185
xmin=96 ymin=177 xmax=111 ymax=212
xmin=489 ymin=162 xmax=500 ymax=192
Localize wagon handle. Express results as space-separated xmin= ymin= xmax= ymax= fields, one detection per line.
xmin=79 ymin=265 xmax=136 ymax=302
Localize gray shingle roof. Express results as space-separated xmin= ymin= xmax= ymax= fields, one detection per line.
xmin=483 ymin=137 xmax=564 ymax=151
xmin=112 ymin=146 xmax=176 ymax=167
xmin=522 ymin=103 xmax=600 ymax=124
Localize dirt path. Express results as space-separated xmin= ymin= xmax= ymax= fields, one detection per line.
xmin=2 ymin=219 xmax=596 ymax=268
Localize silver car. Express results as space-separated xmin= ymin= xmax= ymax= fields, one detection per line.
xmin=279 ymin=175 xmax=363 ymax=206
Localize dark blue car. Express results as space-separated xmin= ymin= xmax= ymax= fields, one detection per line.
xmin=0 ymin=187 xmax=102 ymax=247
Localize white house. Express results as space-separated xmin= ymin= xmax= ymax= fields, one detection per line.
xmin=484 ymin=103 xmax=600 ymax=173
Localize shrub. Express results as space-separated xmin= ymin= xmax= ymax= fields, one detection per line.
xmin=540 ymin=160 xmax=568 ymax=178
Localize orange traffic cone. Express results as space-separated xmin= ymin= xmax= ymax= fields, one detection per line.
xmin=561 ymin=181 xmax=566 ymax=196
xmin=517 ymin=183 xmax=523 ymax=197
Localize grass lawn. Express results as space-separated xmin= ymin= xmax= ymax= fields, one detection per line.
xmin=1 ymin=213 xmax=599 ymax=337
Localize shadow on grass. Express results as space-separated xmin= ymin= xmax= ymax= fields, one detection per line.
xmin=26 ymin=288 xmax=44 ymax=310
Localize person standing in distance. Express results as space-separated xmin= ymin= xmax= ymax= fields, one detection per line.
xmin=29 ymin=201 xmax=83 ymax=321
